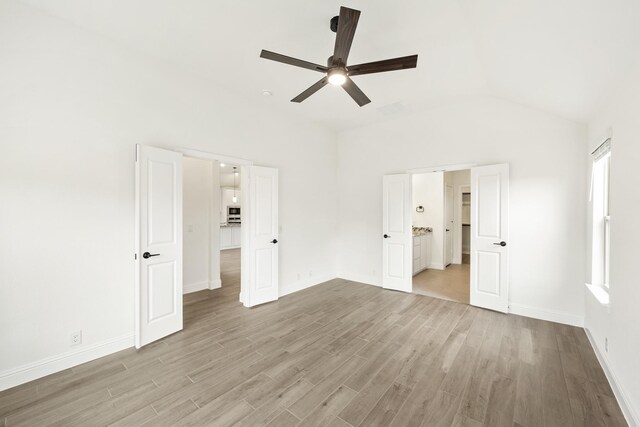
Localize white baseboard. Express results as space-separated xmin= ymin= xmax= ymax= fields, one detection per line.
xmin=0 ymin=333 xmax=134 ymax=392
xmin=279 ymin=273 xmax=337 ymax=297
xmin=452 ymin=257 xmax=462 ymax=265
xmin=337 ymin=273 xmax=584 ymax=328
xmin=209 ymin=279 xmax=222 ymax=290
xmin=585 ymin=328 xmax=639 ymax=427
xmin=183 ymin=280 xmax=210 ymax=294
xmin=508 ymin=303 xmax=583 ymax=327
xmin=336 ymin=272 xmax=381 ymax=287
xmin=184 ymin=279 xmax=221 ymax=294
xmin=428 ymin=262 xmax=445 ymax=270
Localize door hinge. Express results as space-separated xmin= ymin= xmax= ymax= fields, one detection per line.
xmin=135 ymin=253 xmax=137 ymax=260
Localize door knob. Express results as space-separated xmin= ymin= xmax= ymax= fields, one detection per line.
xmin=493 ymin=241 xmax=507 ymax=247
xmin=383 ymin=234 xmax=390 ymax=238
xmin=271 ymin=239 xmax=278 ymax=244
xmin=143 ymin=252 xmax=160 ymax=259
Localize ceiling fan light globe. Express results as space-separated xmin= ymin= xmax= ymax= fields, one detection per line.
xmin=327 ymin=70 xmax=347 ymax=86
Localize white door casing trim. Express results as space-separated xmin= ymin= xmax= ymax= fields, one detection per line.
xmin=178 ymin=149 xmax=253 ymax=298
xmin=406 ymin=163 xmax=478 ymax=174
xmin=135 ymin=145 xmax=278 ymax=346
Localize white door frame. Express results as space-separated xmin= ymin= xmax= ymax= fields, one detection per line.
xmin=135 ymin=146 xmax=263 ymax=347
xmin=404 ymin=162 xmax=508 ymax=304
xmin=405 ymin=162 xmax=509 ymax=311
xmin=407 ymin=163 xmax=477 ymax=174
xmin=407 ymin=164 xmax=477 ymax=274
xmin=178 ymin=148 xmax=253 ymax=305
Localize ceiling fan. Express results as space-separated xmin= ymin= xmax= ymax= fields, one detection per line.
xmin=260 ymin=6 xmax=418 ymax=107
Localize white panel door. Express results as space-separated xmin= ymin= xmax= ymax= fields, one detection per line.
xmin=382 ymin=174 xmax=412 ymax=292
xmin=135 ymin=145 xmax=183 ymax=348
xmin=245 ymin=166 xmax=279 ymax=306
xmin=470 ymin=164 xmax=509 ymax=313
xmin=444 ymin=184 xmax=454 ymax=266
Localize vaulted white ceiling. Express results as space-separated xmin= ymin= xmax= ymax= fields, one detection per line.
xmin=20 ymin=0 xmax=640 ymax=130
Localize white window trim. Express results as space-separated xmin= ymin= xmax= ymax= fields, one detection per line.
xmin=587 ymin=139 xmax=611 ymax=307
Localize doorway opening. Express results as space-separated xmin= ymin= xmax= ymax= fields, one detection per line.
xmin=135 ymin=145 xmax=280 ymax=348
xmin=410 ymin=170 xmax=471 ymax=304
xmin=218 ymin=163 xmax=242 ymax=295
xmin=381 ymin=163 xmax=509 ymax=314
xmin=182 ymin=158 xmax=242 ymax=327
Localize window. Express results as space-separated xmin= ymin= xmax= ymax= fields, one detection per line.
xmin=591 ymin=139 xmax=611 ymax=289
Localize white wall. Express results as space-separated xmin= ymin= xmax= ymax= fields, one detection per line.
xmin=412 ymin=172 xmax=444 ymax=268
xmin=585 ymin=62 xmax=640 ymax=425
xmin=0 ymin=1 xmax=338 ymax=388
xmin=337 ymin=96 xmax=587 ymax=326
xmin=183 ymin=157 xmax=215 ymax=293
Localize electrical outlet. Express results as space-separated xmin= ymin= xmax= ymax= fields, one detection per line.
xmin=605 ymin=337 xmax=608 ymax=352
xmin=309 ymin=270 xmax=313 ymax=277
xmin=70 ymin=330 xmax=82 ymax=347
xmin=297 ymin=273 xmax=301 ymax=280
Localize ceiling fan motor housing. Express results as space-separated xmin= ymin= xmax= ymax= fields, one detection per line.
xmin=259 ymin=6 xmax=418 ymax=107
xmin=327 ymin=56 xmax=347 ymax=69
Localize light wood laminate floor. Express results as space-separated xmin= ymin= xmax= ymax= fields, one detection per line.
xmin=0 ymin=253 xmax=626 ymax=426
xmin=413 ymin=261 xmax=470 ymax=305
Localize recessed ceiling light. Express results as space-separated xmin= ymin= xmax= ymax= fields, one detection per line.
xmin=262 ymin=90 xmax=273 ymax=96
xmin=220 ymin=163 xmax=225 ymax=167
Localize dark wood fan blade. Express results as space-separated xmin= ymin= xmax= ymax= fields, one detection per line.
xmin=342 ymin=77 xmax=370 ymax=106
xmin=348 ymin=55 xmax=418 ymax=76
xmin=260 ymin=50 xmax=328 ymax=73
xmin=332 ymin=7 xmax=361 ymax=65
xmin=291 ymin=77 xmax=329 ymax=103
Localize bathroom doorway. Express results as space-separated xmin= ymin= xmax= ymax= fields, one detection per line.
xmin=410 ymin=170 xmax=471 ymax=304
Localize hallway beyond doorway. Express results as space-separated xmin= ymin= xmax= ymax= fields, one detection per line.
xmin=221 ymin=248 xmax=240 ymax=289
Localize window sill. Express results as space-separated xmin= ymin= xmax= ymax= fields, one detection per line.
xmin=586 ymin=283 xmax=610 ymax=308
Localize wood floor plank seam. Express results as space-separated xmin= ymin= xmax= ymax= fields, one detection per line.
xmin=0 ymin=249 xmax=627 ymax=426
